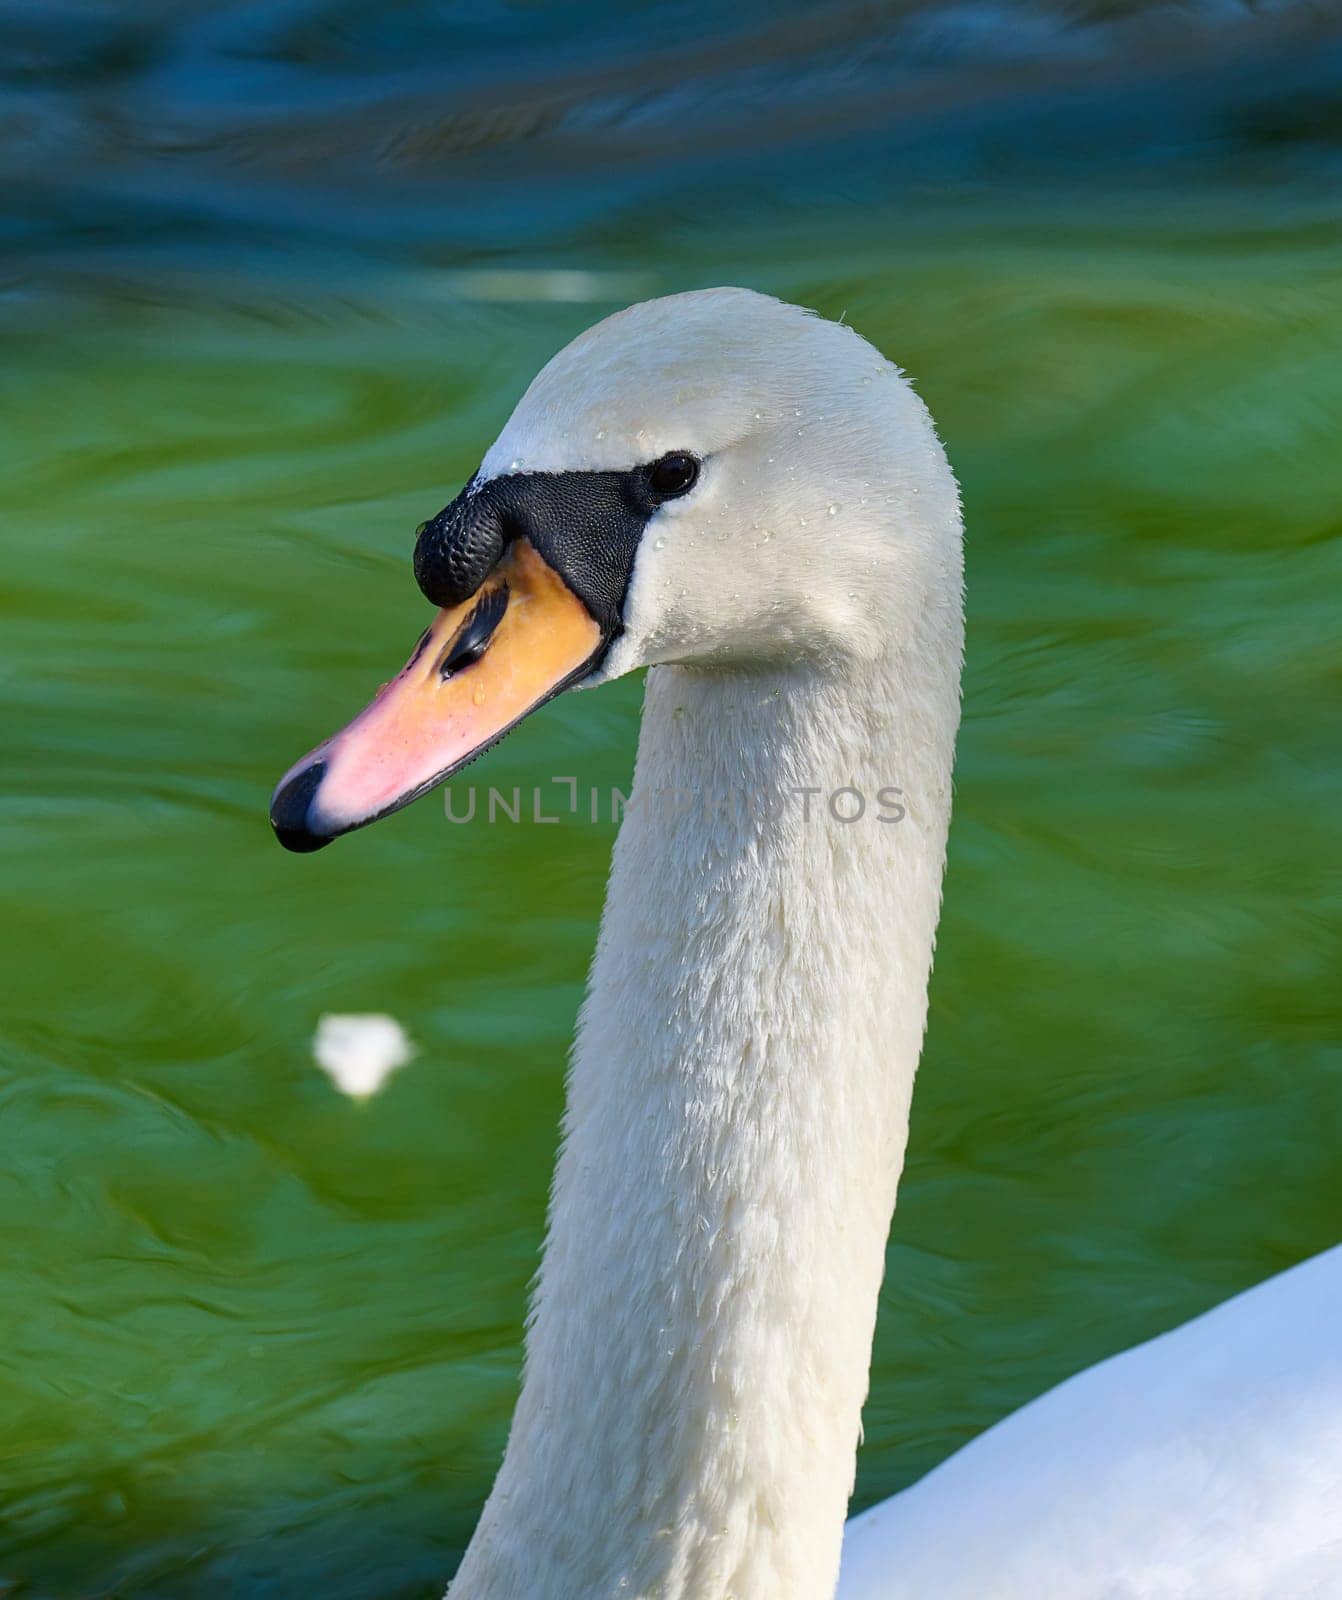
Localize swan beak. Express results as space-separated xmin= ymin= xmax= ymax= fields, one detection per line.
xmin=270 ymin=540 xmax=603 ymax=852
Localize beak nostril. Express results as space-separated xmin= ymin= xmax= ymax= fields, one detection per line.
xmin=441 ymin=585 xmax=509 ymax=679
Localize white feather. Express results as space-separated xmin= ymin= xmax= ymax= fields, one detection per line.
xmin=312 ymin=1012 xmax=414 ymax=1099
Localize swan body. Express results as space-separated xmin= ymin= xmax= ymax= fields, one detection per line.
xmin=840 ymin=1244 xmax=1342 ymax=1599
xmin=272 ymin=288 xmax=1342 ymax=1599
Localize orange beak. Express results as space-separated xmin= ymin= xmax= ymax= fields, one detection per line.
xmin=270 ymin=540 xmax=603 ymax=851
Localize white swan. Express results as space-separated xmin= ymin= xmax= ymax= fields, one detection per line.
xmin=271 ymin=288 xmax=1342 ymax=1600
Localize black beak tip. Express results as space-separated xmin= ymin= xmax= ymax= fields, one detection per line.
xmin=270 ymin=761 xmax=334 ymax=854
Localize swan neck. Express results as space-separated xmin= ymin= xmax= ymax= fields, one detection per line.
xmin=451 ymin=640 xmax=960 ymax=1600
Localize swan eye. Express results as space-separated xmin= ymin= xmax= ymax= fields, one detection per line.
xmin=646 ymin=452 xmax=699 ymax=501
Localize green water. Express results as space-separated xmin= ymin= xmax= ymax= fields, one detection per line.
xmin=3 ymin=4 xmax=1342 ymax=1594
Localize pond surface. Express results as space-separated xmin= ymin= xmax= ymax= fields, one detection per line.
xmin=2 ymin=2 xmax=1340 ymax=1594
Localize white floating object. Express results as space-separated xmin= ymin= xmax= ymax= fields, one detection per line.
xmin=312 ymin=1013 xmax=415 ymax=1099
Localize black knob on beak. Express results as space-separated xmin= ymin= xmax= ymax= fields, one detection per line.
xmin=413 ymin=485 xmax=509 ymax=608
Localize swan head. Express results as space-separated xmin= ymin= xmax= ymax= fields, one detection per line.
xmin=271 ymin=287 xmax=960 ymax=851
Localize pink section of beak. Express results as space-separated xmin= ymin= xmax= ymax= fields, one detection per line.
xmin=270 ymin=542 xmax=605 ymax=851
